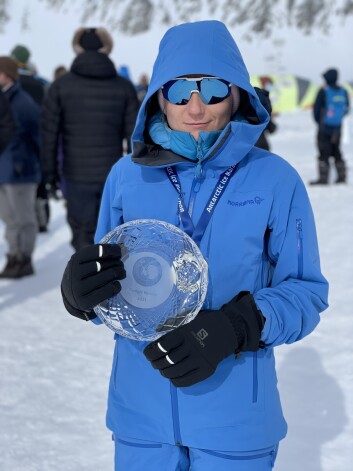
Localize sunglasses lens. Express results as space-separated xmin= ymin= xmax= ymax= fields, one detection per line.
xmin=200 ymin=78 xmax=230 ymax=104
xmin=164 ymin=80 xmax=196 ymax=105
xmin=162 ymin=78 xmax=230 ymax=105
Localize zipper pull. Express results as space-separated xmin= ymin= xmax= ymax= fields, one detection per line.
xmin=296 ymin=219 xmax=303 ymax=238
xmin=193 ymin=160 xmax=203 ymax=193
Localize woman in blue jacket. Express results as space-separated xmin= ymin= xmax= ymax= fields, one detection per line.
xmin=61 ymin=21 xmax=329 ymax=470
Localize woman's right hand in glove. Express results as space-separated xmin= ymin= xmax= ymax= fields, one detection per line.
xmin=60 ymin=244 xmax=126 ymax=321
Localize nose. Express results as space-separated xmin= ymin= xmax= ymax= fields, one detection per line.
xmin=186 ymin=92 xmax=205 ymax=116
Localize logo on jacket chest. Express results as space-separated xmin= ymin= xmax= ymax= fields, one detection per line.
xmin=227 ymin=196 xmax=264 ymax=207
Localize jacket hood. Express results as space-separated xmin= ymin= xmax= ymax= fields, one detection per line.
xmin=132 ymin=21 xmax=269 ymax=152
xmin=70 ymin=51 xmax=117 ymax=79
xmin=322 ymin=68 xmax=338 ymax=85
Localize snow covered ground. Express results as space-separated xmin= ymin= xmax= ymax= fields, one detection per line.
xmin=0 ymin=109 xmax=352 ymax=470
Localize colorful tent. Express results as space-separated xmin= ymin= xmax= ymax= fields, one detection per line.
xmin=250 ymin=75 xmax=353 ymax=113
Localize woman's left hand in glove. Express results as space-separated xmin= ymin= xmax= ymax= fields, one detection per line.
xmin=143 ymin=292 xmax=264 ymax=387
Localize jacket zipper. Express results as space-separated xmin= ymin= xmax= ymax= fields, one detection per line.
xmin=188 ymin=144 xmax=204 ymax=217
xmin=170 ymin=383 xmax=182 ymax=445
xmin=187 ymin=133 xmax=233 ymax=219
xmin=296 ymin=218 xmax=303 ymax=279
xmin=253 ymin=351 xmax=258 ymax=403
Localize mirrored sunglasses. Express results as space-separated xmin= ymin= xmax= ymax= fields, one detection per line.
xmin=161 ymin=77 xmax=231 ymax=105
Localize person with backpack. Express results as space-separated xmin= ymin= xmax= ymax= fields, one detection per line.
xmin=310 ymin=68 xmax=350 ymax=185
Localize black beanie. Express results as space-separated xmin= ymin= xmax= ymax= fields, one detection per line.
xmin=79 ymin=29 xmax=103 ymax=51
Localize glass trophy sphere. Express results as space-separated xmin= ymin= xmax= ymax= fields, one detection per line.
xmin=93 ymin=219 xmax=208 ymax=341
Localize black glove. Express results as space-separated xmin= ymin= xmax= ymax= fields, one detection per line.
xmin=61 ymin=244 xmax=126 ymax=321
xmin=144 ymin=292 xmax=264 ymax=387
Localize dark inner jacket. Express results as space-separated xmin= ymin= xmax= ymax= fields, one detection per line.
xmin=0 ymin=83 xmax=41 ymax=184
xmin=40 ymin=51 xmax=140 ymax=184
xmin=0 ymin=90 xmax=16 ymax=154
xmin=18 ymin=74 xmax=46 ymax=106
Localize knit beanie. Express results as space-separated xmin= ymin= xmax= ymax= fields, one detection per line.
xmin=72 ymin=27 xmax=113 ymax=55
xmin=10 ymin=45 xmax=31 ymax=65
xmin=0 ymin=56 xmax=19 ymax=81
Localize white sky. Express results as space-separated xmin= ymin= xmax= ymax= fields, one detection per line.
xmin=1 ymin=109 xmax=353 ymax=470
xmin=0 ymin=0 xmax=353 ymax=84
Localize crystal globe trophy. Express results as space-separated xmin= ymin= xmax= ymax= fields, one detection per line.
xmin=93 ymin=219 xmax=208 ymax=341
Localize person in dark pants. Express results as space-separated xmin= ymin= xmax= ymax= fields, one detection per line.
xmin=0 ymin=57 xmax=40 ymax=278
xmin=10 ymin=44 xmax=51 ymax=231
xmin=40 ymin=27 xmax=139 ymax=251
xmin=310 ymin=68 xmax=350 ymax=185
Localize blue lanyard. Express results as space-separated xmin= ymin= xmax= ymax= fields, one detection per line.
xmin=165 ymin=164 xmax=238 ymax=246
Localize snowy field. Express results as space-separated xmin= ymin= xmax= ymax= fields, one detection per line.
xmin=0 ymin=109 xmax=352 ymax=471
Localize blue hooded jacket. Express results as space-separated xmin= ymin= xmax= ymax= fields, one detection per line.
xmin=95 ymin=21 xmax=328 ymax=452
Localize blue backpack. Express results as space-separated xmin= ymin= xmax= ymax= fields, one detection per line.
xmin=323 ymin=87 xmax=347 ymax=127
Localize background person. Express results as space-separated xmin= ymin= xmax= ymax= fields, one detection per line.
xmin=40 ymin=27 xmax=139 ymax=251
xmin=254 ymin=76 xmax=277 ymax=151
xmin=310 ymin=68 xmax=350 ymax=185
xmin=60 ymin=21 xmax=328 ymax=471
xmin=10 ymin=43 xmax=51 ymax=232
xmin=53 ymin=65 xmax=67 ymax=81
xmin=10 ymin=44 xmax=48 ymax=104
xmin=0 ymin=57 xmax=40 ymax=278
xmin=135 ymin=73 xmax=149 ymax=105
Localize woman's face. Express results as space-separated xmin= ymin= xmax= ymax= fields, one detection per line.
xmin=161 ymin=75 xmax=233 ymax=141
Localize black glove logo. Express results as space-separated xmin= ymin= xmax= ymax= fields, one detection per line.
xmin=191 ymin=328 xmax=208 ymax=347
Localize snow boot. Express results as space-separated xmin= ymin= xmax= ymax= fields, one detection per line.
xmin=334 ymin=161 xmax=346 ymax=184
xmin=13 ymin=254 xmax=35 ymax=278
xmin=309 ymin=162 xmax=329 ymax=185
xmin=0 ymin=254 xmax=19 ymax=278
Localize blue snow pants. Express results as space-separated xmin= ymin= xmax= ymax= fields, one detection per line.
xmin=113 ymin=436 xmax=279 ymax=470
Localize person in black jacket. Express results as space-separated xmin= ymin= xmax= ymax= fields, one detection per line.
xmin=40 ymin=27 xmax=140 ymax=251
xmin=0 ymin=90 xmax=15 ymax=154
xmin=310 ymin=68 xmax=350 ymax=185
